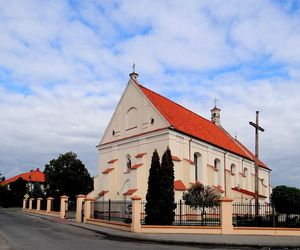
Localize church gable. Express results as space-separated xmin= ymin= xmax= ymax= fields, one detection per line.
xmin=100 ymin=79 xmax=169 ymax=145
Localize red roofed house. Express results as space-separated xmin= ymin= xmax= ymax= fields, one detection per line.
xmin=88 ymin=71 xmax=271 ymax=203
xmin=1 ymin=168 xmax=45 ymax=192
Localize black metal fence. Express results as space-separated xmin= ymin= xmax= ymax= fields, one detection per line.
xmin=52 ymin=198 xmax=61 ymax=212
xmin=41 ymin=199 xmax=47 ymax=210
xmin=66 ymin=199 xmax=77 ymax=219
xmin=32 ymin=199 xmax=37 ymax=209
xmin=141 ymin=200 xmax=220 ymax=226
xmin=233 ymin=203 xmax=300 ymax=228
xmin=93 ymin=199 xmax=132 ymax=223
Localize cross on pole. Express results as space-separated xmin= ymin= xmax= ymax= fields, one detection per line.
xmin=213 ymin=97 xmax=218 ymax=108
xmin=132 ymin=62 xmax=136 ymax=73
xmin=249 ymin=111 xmax=265 ymax=219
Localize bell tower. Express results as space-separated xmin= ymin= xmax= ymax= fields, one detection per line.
xmin=211 ymin=98 xmax=221 ymax=126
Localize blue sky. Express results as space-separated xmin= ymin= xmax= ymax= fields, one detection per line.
xmin=0 ymin=0 xmax=300 ymax=188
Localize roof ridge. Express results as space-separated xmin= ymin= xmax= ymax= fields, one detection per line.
xmin=137 ymin=83 xmax=213 ymax=125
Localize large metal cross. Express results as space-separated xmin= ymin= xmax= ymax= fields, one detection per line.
xmin=249 ymin=111 xmax=265 ymax=218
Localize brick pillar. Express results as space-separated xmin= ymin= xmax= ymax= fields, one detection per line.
xmin=60 ymin=195 xmax=69 ymax=219
xmin=84 ymin=198 xmax=95 ymax=223
xmin=131 ymin=195 xmax=142 ymax=233
xmin=220 ymin=197 xmax=234 ymax=234
xmin=37 ymin=198 xmax=43 ymax=211
xmin=47 ymin=197 xmax=54 ymax=213
xmin=23 ymin=199 xmax=27 ymax=209
xmin=76 ymin=194 xmax=86 ymax=223
xmin=29 ymin=198 xmax=34 ymax=210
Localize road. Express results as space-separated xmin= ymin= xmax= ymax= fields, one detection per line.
xmin=0 ymin=209 xmax=233 ymax=250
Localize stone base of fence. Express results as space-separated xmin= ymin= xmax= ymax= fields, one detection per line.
xmin=234 ymin=227 xmax=300 ymax=236
xmin=86 ymin=218 xmax=131 ymax=231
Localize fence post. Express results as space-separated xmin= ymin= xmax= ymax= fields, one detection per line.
xmin=76 ymin=194 xmax=86 ymax=223
xmin=23 ymin=199 xmax=27 ymax=209
xmin=272 ymin=204 xmax=276 ymax=227
xmin=37 ymin=198 xmax=42 ymax=211
xmin=29 ymin=198 xmax=34 ymax=210
xmin=220 ymin=197 xmax=234 ymax=234
xmin=131 ymin=195 xmax=142 ymax=233
xmin=108 ymin=199 xmax=111 ymax=221
xmin=60 ymin=195 xmax=69 ymax=219
xmin=47 ymin=197 xmax=54 ymax=213
xmin=84 ymin=198 xmax=95 ymax=223
xmin=179 ymin=199 xmax=182 ymax=225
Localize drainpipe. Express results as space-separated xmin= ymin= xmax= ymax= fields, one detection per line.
xmin=188 ymin=137 xmax=192 ymax=160
xmin=224 ymin=152 xmax=227 ymax=197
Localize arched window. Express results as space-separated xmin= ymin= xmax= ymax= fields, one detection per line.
xmin=230 ymin=164 xmax=236 ymax=175
xmin=126 ymin=107 xmax=138 ymax=130
xmin=194 ymin=153 xmax=202 ymax=182
xmin=214 ymin=158 xmax=222 ymax=186
xmin=243 ymin=167 xmax=248 ymax=177
xmin=126 ymin=155 xmax=132 ymax=170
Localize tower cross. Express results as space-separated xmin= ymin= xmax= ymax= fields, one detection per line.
xmin=213 ymin=97 xmax=218 ymax=108
xmin=132 ymin=62 xmax=136 ymax=73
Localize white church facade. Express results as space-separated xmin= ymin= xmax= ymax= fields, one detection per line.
xmin=89 ymin=72 xmax=271 ymax=203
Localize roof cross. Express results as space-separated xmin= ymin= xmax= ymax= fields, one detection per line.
xmin=213 ymin=97 xmax=218 ymax=108
xmin=132 ymin=62 xmax=136 ymax=73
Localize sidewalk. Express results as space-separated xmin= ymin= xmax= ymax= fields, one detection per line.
xmin=21 ymin=211 xmax=300 ymax=249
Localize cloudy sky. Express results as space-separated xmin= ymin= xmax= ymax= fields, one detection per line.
xmin=0 ymin=0 xmax=299 ymax=188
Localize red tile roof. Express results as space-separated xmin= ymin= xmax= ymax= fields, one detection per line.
xmin=174 ymin=180 xmax=187 ymax=191
xmin=137 ymin=83 xmax=269 ymax=170
xmin=98 ymin=190 xmax=109 ymax=197
xmin=232 ymin=187 xmax=266 ymax=198
xmin=135 ymin=153 xmax=147 ymax=158
xmin=172 ymin=155 xmax=181 ymax=162
xmin=130 ymin=164 xmax=143 ymax=170
xmin=123 ymin=189 xmax=138 ymax=195
xmin=102 ymin=167 xmax=114 ymax=174
xmin=107 ymin=159 xmax=118 ymax=164
xmin=1 ymin=168 xmax=45 ymax=186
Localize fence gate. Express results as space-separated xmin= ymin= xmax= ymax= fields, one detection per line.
xmin=65 ymin=199 xmax=76 ymax=219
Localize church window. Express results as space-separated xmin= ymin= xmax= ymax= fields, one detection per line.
xmin=243 ymin=167 xmax=248 ymax=177
xmin=230 ymin=164 xmax=236 ymax=175
xmin=126 ymin=155 xmax=132 ymax=170
xmin=126 ymin=107 xmax=138 ymax=130
xmin=194 ymin=153 xmax=202 ymax=182
xmin=214 ymin=158 xmax=220 ymax=170
xmin=150 ymin=118 xmax=154 ymax=125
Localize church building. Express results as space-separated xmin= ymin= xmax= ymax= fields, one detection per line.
xmin=89 ymin=71 xmax=271 ymax=203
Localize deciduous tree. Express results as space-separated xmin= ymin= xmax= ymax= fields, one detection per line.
xmin=44 ymin=152 xmax=93 ymax=199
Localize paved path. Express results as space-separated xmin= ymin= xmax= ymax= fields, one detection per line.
xmin=18 ymin=209 xmax=300 ymax=249
xmin=0 ymin=208 xmax=236 ymax=250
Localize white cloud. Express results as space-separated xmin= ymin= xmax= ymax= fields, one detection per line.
xmin=0 ymin=0 xmax=300 ymax=188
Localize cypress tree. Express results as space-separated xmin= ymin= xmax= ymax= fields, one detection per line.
xmin=159 ymin=147 xmax=176 ymax=225
xmin=145 ymin=149 xmax=161 ymax=225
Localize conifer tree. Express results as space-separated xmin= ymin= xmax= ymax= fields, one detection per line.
xmin=145 ymin=149 xmax=161 ymax=225
xmin=159 ymin=147 xmax=176 ymax=225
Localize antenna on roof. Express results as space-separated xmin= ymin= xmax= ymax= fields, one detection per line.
xmin=235 ymin=131 xmax=237 ymax=140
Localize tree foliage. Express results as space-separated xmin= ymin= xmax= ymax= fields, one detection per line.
xmin=183 ymin=182 xmax=221 ymax=217
xmin=44 ymin=152 xmax=93 ymax=198
xmin=145 ymin=147 xmax=176 ymax=225
xmin=159 ymin=147 xmax=176 ymax=225
xmin=271 ymin=185 xmax=300 ymax=215
xmin=145 ymin=149 xmax=161 ymax=225
xmin=0 ymin=177 xmax=27 ymax=207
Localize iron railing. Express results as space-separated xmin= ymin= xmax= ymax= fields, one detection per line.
xmin=40 ymin=199 xmax=47 ymax=210
xmin=93 ymin=199 xmax=132 ymax=223
xmin=52 ymin=198 xmax=61 ymax=212
xmin=32 ymin=199 xmax=37 ymax=209
xmin=233 ymin=203 xmax=300 ymax=228
xmin=141 ymin=200 xmax=220 ymax=226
